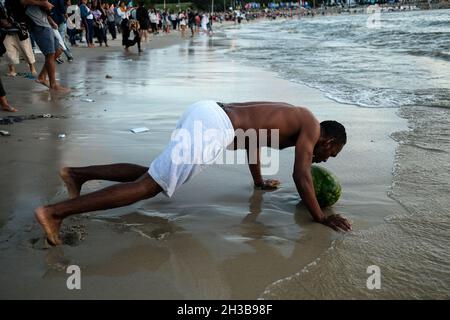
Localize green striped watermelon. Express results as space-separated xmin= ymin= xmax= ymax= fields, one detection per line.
xmin=311 ymin=165 xmax=342 ymax=207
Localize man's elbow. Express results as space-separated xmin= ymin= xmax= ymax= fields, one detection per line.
xmin=292 ymin=169 xmax=309 ymax=185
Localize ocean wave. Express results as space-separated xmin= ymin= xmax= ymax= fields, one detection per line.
xmin=260 ymin=105 xmax=450 ymax=299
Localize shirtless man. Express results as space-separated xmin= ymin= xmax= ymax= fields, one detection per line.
xmin=35 ymin=101 xmax=352 ymax=245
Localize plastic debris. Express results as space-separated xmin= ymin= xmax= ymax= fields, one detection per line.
xmin=81 ymin=98 xmax=95 ymax=102
xmin=105 ymin=74 xmax=113 ymax=79
xmin=130 ymin=127 xmax=149 ymax=134
xmin=42 ymin=113 xmax=52 ymax=118
xmin=58 ymin=134 xmax=66 ymax=138
xmin=0 ymin=130 xmax=10 ymax=136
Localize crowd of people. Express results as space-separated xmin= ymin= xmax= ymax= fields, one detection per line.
xmin=0 ymin=0 xmax=312 ymax=111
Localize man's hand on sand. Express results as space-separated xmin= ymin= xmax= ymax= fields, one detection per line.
xmin=321 ymin=214 xmax=352 ymax=232
xmin=255 ymin=179 xmax=281 ymax=190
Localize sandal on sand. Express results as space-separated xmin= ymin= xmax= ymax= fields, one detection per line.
xmin=1 ymin=106 xmax=18 ymax=112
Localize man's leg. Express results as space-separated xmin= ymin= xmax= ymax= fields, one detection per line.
xmin=36 ymin=53 xmax=54 ymax=88
xmin=7 ymin=64 xmax=17 ymax=77
xmin=60 ymin=163 xmax=149 ymax=198
xmin=58 ymin=22 xmax=73 ymax=60
xmin=0 ymin=78 xmax=18 ymax=112
xmin=47 ymin=48 xmax=70 ymax=92
xmin=35 ymin=173 xmax=163 ymax=245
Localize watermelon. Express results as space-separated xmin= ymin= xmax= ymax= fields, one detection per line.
xmin=311 ymin=165 xmax=342 ymax=207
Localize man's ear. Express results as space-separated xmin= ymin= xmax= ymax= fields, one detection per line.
xmin=325 ymin=138 xmax=335 ymax=147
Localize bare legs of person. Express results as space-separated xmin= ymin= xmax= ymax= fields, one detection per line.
xmin=29 ymin=63 xmax=37 ymax=76
xmin=35 ymin=48 xmax=70 ymax=93
xmin=7 ymin=64 xmax=17 ymax=77
xmin=35 ymin=163 xmax=162 ymax=245
xmin=0 ymin=95 xmax=17 ymax=112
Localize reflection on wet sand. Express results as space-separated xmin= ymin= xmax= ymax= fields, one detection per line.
xmin=40 ymin=188 xmax=334 ymax=299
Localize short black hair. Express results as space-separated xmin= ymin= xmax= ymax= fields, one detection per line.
xmin=320 ymin=120 xmax=347 ymax=145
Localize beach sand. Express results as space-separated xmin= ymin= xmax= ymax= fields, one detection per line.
xmin=0 ymin=32 xmax=407 ymax=299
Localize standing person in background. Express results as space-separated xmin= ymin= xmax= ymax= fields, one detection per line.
xmin=66 ymin=0 xmax=81 ymax=46
xmin=156 ymin=10 xmax=161 ymax=33
xmin=50 ymin=0 xmax=73 ymax=61
xmin=92 ymin=0 xmax=107 ymax=47
xmin=135 ymin=1 xmax=148 ymax=42
xmin=178 ymin=10 xmax=186 ymax=38
xmin=123 ymin=19 xmax=140 ymax=53
xmin=149 ymin=8 xmax=157 ymax=35
xmin=21 ymin=0 xmax=69 ymax=93
xmin=105 ymin=2 xmax=116 ymax=40
xmin=194 ymin=12 xmax=200 ymax=34
xmin=0 ymin=77 xmax=17 ymax=112
xmin=80 ymin=0 xmax=94 ymax=48
xmin=200 ymin=12 xmax=208 ymax=34
xmin=2 ymin=0 xmax=37 ymax=77
xmin=207 ymin=13 xmax=213 ymax=36
xmin=170 ymin=11 xmax=177 ymax=30
xmin=118 ymin=1 xmax=129 ymax=47
xmin=161 ymin=10 xmax=169 ymax=34
xmin=187 ymin=9 xmax=195 ymax=38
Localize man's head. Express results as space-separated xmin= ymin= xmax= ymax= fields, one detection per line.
xmin=313 ymin=121 xmax=347 ymax=163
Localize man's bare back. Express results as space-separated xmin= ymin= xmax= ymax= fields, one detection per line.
xmin=220 ymin=101 xmax=318 ymax=150
xmin=35 ymin=100 xmax=351 ymax=246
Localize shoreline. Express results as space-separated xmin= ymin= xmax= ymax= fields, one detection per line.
xmin=1 ymin=19 xmax=408 ymax=299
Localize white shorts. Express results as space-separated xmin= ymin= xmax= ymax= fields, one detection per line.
xmin=149 ymin=100 xmax=235 ymax=197
xmin=4 ymin=34 xmax=35 ymax=65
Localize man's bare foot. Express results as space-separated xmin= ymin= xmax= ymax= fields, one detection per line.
xmin=35 ymin=78 xmax=50 ymax=88
xmin=35 ymin=206 xmax=63 ymax=246
xmin=49 ymin=84 xmax=71 ymax=94
xmin=29 ymin=64 xmax=37 ymax=76
xmin=0 ymin=96 xmax=17 ymax=112
xmin=59 ymin=167 xmax=83 ymax=199
xmin=1 ymin=104 xmax=18 ymax=112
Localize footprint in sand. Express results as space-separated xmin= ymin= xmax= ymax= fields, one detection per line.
xmin=29 ymin=224 xmax=87 ymax=249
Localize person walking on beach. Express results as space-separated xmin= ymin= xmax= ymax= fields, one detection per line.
xmin=122 ymin=19 xmax=141 ymax=52
xmin=50 ymin=0 xmax=74 ymax=62
xmin=21 ymin=0 xmax=69 ymax=93
xmin=178 ymin=10 xmax=186 ymax=38
xmin=0 ymin=77 xmax=17 ymax=112
xmin=105 ymin=2 xmax=116 ymax=40
xmin=2 ymin=0 xmax=37 ymax=77
xmin=135 ymin=1 xmax=149 ymax=42
xmin=187 ymin=9 xmax=195 ymax=37
xmin=35 ymin=101 xmax=351 ymax=245
xmin=66 ymin=1 xmax=81 ymax=46
xmin=92 ymin=0 xmax=108 ymax=47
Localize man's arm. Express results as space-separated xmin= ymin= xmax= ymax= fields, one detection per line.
xmin=21 ymin=0 xmax=53 ymax=11
xmin=47 ymin=14 xmax=58 ymax=28
xmin=293 ymin=121 xmax=351 ymax=231
xmin=247 ymin=146 xmax=280 ymax=190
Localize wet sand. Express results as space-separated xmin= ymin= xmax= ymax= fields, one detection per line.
xmin=0 ymin=31 xmax=407 ymax=299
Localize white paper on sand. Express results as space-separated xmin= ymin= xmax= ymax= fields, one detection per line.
xmin=130 ymin=127 xmax=150 ymax=134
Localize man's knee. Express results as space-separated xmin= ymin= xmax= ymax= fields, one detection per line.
xmin=45 ymin=53 xmax=56 ymax=61
xmin=136 ymin=173 xmax=162 ymax=197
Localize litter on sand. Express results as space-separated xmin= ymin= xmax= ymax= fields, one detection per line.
xmin=0 ymin=130 xmax=10 ymax=136
xmin=130 ymin=127 xmax=150 ymax=134
xmin=81 ymin=98 xmax=95 ymax=102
